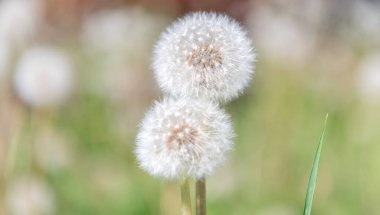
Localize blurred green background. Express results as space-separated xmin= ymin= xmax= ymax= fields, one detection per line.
xmin=1 ymin=0 xmax=380 ymax=214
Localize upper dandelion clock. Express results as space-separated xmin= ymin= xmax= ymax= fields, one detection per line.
xmin=153 ymin=12 xmax=255 ymax=102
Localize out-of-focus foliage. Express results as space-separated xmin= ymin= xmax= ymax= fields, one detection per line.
xmin=1 ymin=0 xmax=380 ymax=214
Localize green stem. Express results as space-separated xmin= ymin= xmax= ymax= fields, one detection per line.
xmin=196 ymin=178 xmax=206 ymax=215
xmin=180 ymin=177 xmax=192 ymax=215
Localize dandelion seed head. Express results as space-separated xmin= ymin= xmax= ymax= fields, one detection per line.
xmin=153 ymin=12 xmax=255 ymax=102
xmin=135 ymin=98 xmax=234 ymax=180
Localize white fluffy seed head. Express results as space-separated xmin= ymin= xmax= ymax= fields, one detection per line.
xmin=135 ymin=98 xmax=234 ymax=180
xmin=13 ymin=46 xmax=74 ymax=108
xmin=153 ymin=12 xmax=255 ymax=103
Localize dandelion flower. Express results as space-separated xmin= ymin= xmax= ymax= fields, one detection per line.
xmin=136 ymin=98 xmax=234 ymax=180
xmin=13 ymin=46 xmax=74 ymax=108
xmin=153 ymin=12 xmax=255 ymax=102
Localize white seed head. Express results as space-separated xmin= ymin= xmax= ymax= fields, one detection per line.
xmin=13 ymin=46 xmax=74 ymax=108
xmin=153 ymin=12 xmax=255 ymax=103
xmin=135 ymin=98 xmax=234 ymax=180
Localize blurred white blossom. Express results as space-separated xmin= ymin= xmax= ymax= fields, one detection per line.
xmin=13 ymin=46 xmax=74 ymax=108
xmin=82 ymin=7 xmax=169 ymax=56
xmin=356 ymin=52 xmax=380 ymax=102
xmin=248 ymin=7 xmax=316 ymax=64
xmin=6 ymin=176 xmax=55 ymax=215
xmin=0 ymin=0 xmax=42 ymax=45
xmin=82 ymin=7 xmax=169 ymax=103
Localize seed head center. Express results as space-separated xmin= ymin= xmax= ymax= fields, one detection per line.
xmin=186 ymin=44 xmax=222 ymax=70
xmin=166 ymin=124 xmax=198 ymax=149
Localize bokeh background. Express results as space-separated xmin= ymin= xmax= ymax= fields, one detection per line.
xmin=1 ymin=0 xmax=380 ymax=214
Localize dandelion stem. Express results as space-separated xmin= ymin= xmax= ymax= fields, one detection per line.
xmin=196 ymin=178 xmax=206 ymax=215
xmin=180 ymin=177 xmax=192 ymax=215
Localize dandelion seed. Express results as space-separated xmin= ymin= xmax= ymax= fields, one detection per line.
xmin=135 ymin=98 xmax=234 ymax=180
xmin=153 ymin=12 xmax=255 ymax=103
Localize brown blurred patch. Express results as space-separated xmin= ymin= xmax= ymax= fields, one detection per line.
xmin=42 ymin=0 xmax=250 ymax=31
xmin=174 ymin=0 xmax=250 ymax=21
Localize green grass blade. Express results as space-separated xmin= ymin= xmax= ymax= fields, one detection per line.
xmin=303 ymin=114 xmax=329 ymax=215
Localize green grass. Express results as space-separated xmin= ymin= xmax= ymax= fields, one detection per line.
xmin=303 ymin=114 xmax=329 ymax=215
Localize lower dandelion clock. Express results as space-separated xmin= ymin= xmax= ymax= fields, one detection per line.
xmin=135 ymin=98 xmax=234 ymax=180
